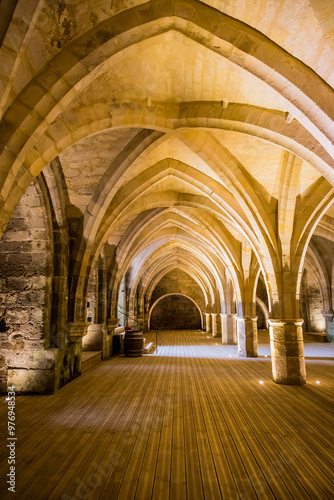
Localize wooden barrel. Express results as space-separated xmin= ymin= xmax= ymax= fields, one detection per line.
xmin=124 ymin=331 xmax=144 ymax=357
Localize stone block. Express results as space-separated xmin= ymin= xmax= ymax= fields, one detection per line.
xmin=5 ymin=349 xmax=58 ymax=370
xmin=1 ymin=231 xmax=30 ymax=242
xmin=6 ymin=309 xmax=31 ymax=323
xmin=6 ymin=276 xmax=29 ymax=291
xmin=7 ymin=368 xmax=57 ymax=394
xmin=0 ymin=241 xmax=22 ymax=253
xmin=83 ymin=324 xmax=103 ymax=351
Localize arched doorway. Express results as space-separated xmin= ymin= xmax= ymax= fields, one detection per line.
xmin=149 ymin=294 xmax=202 ymax=330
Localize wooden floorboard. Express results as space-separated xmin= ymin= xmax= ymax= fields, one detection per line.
xmin=0 ymin=330 xmax=334 ymax=499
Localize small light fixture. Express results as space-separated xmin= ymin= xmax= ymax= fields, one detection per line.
xmin=229 ymin=355 xmax=232 ymax=358
xmin=265 ymin=355 xmax=268 ymax=358
xmin=259 ymin=381 xmax=264 ymax=385
xmin=316 ymin=381 xmax=321 ymax=385
xmin=207 ymin=336 xmax=209 ymax=339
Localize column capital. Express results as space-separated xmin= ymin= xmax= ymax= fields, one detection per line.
xmin=268 ymin=318 xmax=303 ymax=326
xmin=322 ymin=310 xmax=334 ymax=321
xmin=236 ymin=316 xmax=258 ymax=322
xmin=68 ymin=321 xmax=90 ymax=342
xmin=106 ymin=317 xmax=119 ymax=334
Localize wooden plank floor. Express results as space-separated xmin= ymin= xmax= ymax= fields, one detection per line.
xmin=1 ymin=330 xmax=334 ymax=499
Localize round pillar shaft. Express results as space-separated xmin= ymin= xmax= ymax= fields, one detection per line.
xmin=269 ymin=319 xmax=306 ymax=385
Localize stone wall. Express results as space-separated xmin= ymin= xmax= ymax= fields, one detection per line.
xmin=0 ymin=179 xmax=83 ymax=394
xmin=150 ymin=294 xmax=202 ymax=330
xmin=0 ymin=181 xmax=54 ymax=392
xmin=0 ymin=182 xmax=52 ymax=351
xmin=150 ymin=269 xmax=205 ymax=312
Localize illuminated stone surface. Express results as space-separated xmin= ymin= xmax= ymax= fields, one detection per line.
xmin=0 ymin=0 xmax=334 ymax=391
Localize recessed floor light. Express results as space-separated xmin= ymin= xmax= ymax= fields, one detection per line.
xmin=259 ymin=381 xmax=264 ymax=385
xmin=316 ymin=381 xmax=321 ymax=385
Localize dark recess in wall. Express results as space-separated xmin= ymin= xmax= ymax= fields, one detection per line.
xmin=150 ymin=294 xmax=201 ymax=330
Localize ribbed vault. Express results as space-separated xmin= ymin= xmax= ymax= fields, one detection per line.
xmin=1 ymin=0 xmax=334 ymax=390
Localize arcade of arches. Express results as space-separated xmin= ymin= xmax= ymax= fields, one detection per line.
xmin=1 ymin=0 xmax=334 ymax=395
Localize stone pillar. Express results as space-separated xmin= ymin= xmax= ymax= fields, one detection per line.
xmin=268 ymin=319 xmax=306 ymax=385
xmin=322 ymin=310 xmax=334 ymax=342
xmin=227 ymin=314 xmax=237 ymax=344
xmin=237 ymin=316 xmax=258 ymax=357
xmin=211 ymin=314 xmax=220 ymax=337
xmin=205 ymin=313 xmax=212 ymax=333
xmin=220 ymin=314 xmax=227 ymax=343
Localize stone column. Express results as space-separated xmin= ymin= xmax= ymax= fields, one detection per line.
xmin=211 ymin=314 xmax=219 ymax=337
xmin=322 ymin=310 xmax=334 ymax=342
xmin=227 ymin=314 xmax=237 ymax=344
xmin=237 ymin=316 xmax=258 ymax=357
xmin=220 ymin=314 xmax=227 ymax=343
xmin=268 ymin=319 xmax=306 ymax=385
xmin=205 ymin=313 xmax=212 ymax=333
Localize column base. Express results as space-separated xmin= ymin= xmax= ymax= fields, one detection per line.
xmin=269 ymin=319 xmax=306 ymax=385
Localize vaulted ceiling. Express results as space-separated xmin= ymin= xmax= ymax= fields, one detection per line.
xmin=0 ymin=0 xmax=334 ymax=318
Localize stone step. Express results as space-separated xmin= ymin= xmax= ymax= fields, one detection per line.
xmin=303 ymin=332 xmax=328 ymax=342
xmin=143 ymin=341 xmax=154 ymax=354
xmin=81 ymin=351 xmax=102 ymax=372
